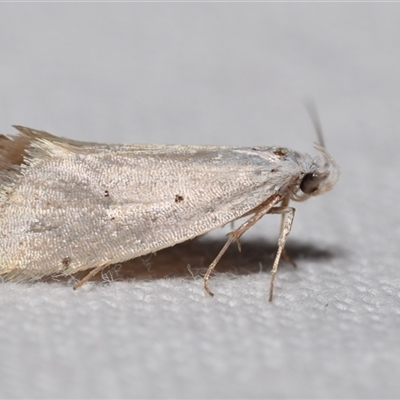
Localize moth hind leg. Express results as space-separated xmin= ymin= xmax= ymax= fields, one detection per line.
xmin=73 ymin=264 xmax=107 ymax=290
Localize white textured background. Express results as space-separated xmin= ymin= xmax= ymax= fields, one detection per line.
xmin=1 ymin=3 xmax=399 ymax=399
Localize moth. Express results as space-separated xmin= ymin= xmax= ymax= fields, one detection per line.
xmin=0 ymin=124 xmax=339 ymax=300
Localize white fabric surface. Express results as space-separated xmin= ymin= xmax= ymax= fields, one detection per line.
xmin=0 ymin=3 xmax=399 ymax=398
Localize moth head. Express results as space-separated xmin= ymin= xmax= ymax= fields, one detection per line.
xmin=295 ymin=144 xmax=339 ymax=201
xmin=292 ymin=103 xmax=340 ymax=201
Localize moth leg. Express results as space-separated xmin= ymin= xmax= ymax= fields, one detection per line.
xmin=203 ymin=237 xmax=236 ymax=296
xmin=268 ymin=205 xmax=296 ymax=301
xmin=279 ymin=197 xmax=296 ymax=268
xmin=203 ymin=194 xmax=282 ymax=296
xmin=73 ymin=264 xmax=106 ymax=290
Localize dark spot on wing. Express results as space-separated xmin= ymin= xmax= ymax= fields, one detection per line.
xmin=62 ymin=257 xmax=71 ymax=268
xmin=273 ymin=148 xmax=286 ymax=157
xmin=175 ymin=194 xmax=184 ymax=203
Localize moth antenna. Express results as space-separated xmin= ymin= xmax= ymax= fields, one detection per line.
xmin=303 ymin=102 xmax=340 ymax=196
xmin=305 ymin=101 xmax=326 ymax=149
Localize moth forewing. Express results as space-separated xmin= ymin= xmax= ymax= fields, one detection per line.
xmin=0 ymin=126 xmax=339 ymax=300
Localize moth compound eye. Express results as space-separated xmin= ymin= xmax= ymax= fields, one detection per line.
xmin=300 ymin=172 xmax=327 ymax=194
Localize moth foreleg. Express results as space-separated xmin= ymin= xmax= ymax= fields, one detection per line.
xmin=267 ymin=205 xmax=296 ymax=301
xmin=279 ymin=197 xmax=296 ymax=268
